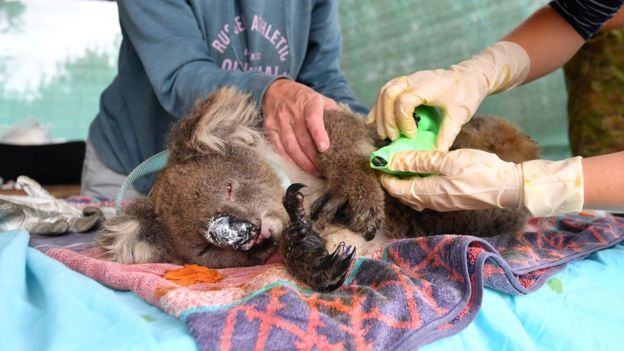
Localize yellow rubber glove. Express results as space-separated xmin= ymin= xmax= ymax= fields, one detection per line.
xmin=380 ymin=149 xmax=584 ymax=217
xmin=367 ymin=41 xmax=530 ymax=150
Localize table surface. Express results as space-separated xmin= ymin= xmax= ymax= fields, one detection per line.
xmin=0 ymin=184 xmax=81 ymax=198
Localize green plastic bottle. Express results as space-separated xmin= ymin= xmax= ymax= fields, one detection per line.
xmin=369 ymin=105 xmax=442 ymax=176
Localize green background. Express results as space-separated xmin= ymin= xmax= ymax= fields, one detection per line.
xmin=0 ymin=0 xmax=570 ymax=159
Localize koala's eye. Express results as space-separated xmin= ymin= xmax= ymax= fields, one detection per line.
xmin=225 ymin=182 xmax=234 ymax=200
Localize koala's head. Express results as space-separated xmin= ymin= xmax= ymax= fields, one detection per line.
xmin=150 ymin=143 xmax=288 ymax=268
xmin=98 ymin=88 xmax=288 ymax=268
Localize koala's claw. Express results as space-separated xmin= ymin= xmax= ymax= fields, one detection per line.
xmin=282 ymin=184 xmax=355 ymax=292
xmin=310 ymin=191 xmax=332 ymax=221
xmin=284 ymin=183 xmax=309 ymax=226
xmin=320 ymin=242 xmax=355 ymax=270
xmin=314 ymin=241 xmax=355 ymax=291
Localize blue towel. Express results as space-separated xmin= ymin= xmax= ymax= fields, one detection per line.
xmin=0 ymin=230 xmax=196 ymax=351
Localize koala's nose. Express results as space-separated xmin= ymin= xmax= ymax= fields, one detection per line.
xmin=204 ymin=214 xmax=260 ymax=250
xmin=259 ymin=215 xmax=285 ymax=241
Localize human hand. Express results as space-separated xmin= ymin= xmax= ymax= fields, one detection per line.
xmin=263 ymin=79 xmax=338 ymax=176
xmin=379 ymin=149 xmax=583 ymax=217
xmin=379 ymin=149 xmax=523 ymax=212
xmin=367 ymin=69 xmax=483 ymax=150
xmin=367 ymin=41 xmax=530 ymax=151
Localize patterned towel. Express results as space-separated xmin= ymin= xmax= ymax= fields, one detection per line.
xmin=46 ymin=212 xmax=624 ymax=351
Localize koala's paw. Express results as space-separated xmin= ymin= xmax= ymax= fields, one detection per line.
xmin=310 ymin=175 xmax=384 ymax=241
xmin=282 ymin=183 xmax=355 ymax=292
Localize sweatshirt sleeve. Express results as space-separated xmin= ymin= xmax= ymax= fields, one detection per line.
xmin=549 ymin=0 xmax=624 ymax=39
xmin=296 ymin=0 xmax=369 ymax=115
xmin=117 ymin=0 xmax=280 ymax=118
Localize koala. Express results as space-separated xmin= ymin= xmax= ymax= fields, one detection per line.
xmin=97 ymin=87 xmax=539 ymax=291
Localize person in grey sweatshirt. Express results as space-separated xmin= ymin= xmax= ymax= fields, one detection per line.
xmin=81 ymin=0 xmax=367 ymax=199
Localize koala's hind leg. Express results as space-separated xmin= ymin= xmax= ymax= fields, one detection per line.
xmin=452 ymin=116 xmax=540 ymax=162
xmin=281 ymin=183 xmax=355 ymax=292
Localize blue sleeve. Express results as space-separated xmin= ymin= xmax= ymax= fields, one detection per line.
xmin=117 ymin=0 xmax=280 ymax=118
xmin=549 ymin=0 xmax=624 ymax=39
xmin=296 ymin=0 xmax=369 ymax=115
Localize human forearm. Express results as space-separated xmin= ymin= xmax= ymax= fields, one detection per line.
xmin=503 ymin=5 xmax=584 ymax=83
xmin=117 ymin=0 xmax=278 ymax=117
xmin=582 ymin=151 xmax=624 ymax=212
xmin=602 ymin=6 xmax=624 ymax=31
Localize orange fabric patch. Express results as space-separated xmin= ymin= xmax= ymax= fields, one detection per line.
xmin=164 ymin=264 xmax=223 ymax=286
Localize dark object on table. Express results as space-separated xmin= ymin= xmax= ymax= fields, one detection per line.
xmin=0 ymin=141 xmax=86 ymax=185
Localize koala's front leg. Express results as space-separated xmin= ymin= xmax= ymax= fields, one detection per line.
xmin=281 ymin=184 xmax=355 ymax=292
xmin=312 ymin=109 xmax=386 ymax=240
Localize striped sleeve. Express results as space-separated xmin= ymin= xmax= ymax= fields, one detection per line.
xmin=550 ymin=0 xmax=624 ymax=39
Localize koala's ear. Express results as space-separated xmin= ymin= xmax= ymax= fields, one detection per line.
xmin=168 ymin=87 xmax=263 ymax=160
xmin=96 ymin=201 xmax=161 ymax=264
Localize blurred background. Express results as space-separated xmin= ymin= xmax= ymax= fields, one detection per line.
xmin=0 ymin=0 xmax=119 ymax=142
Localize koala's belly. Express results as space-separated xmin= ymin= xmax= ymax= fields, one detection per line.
xmin=320 ymin=224 xmax=387 ymax=257
xmin=259 ymin=143 xmax=326 ymax=212
xmin=260 ymin=144 xmax=387 ymax=257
